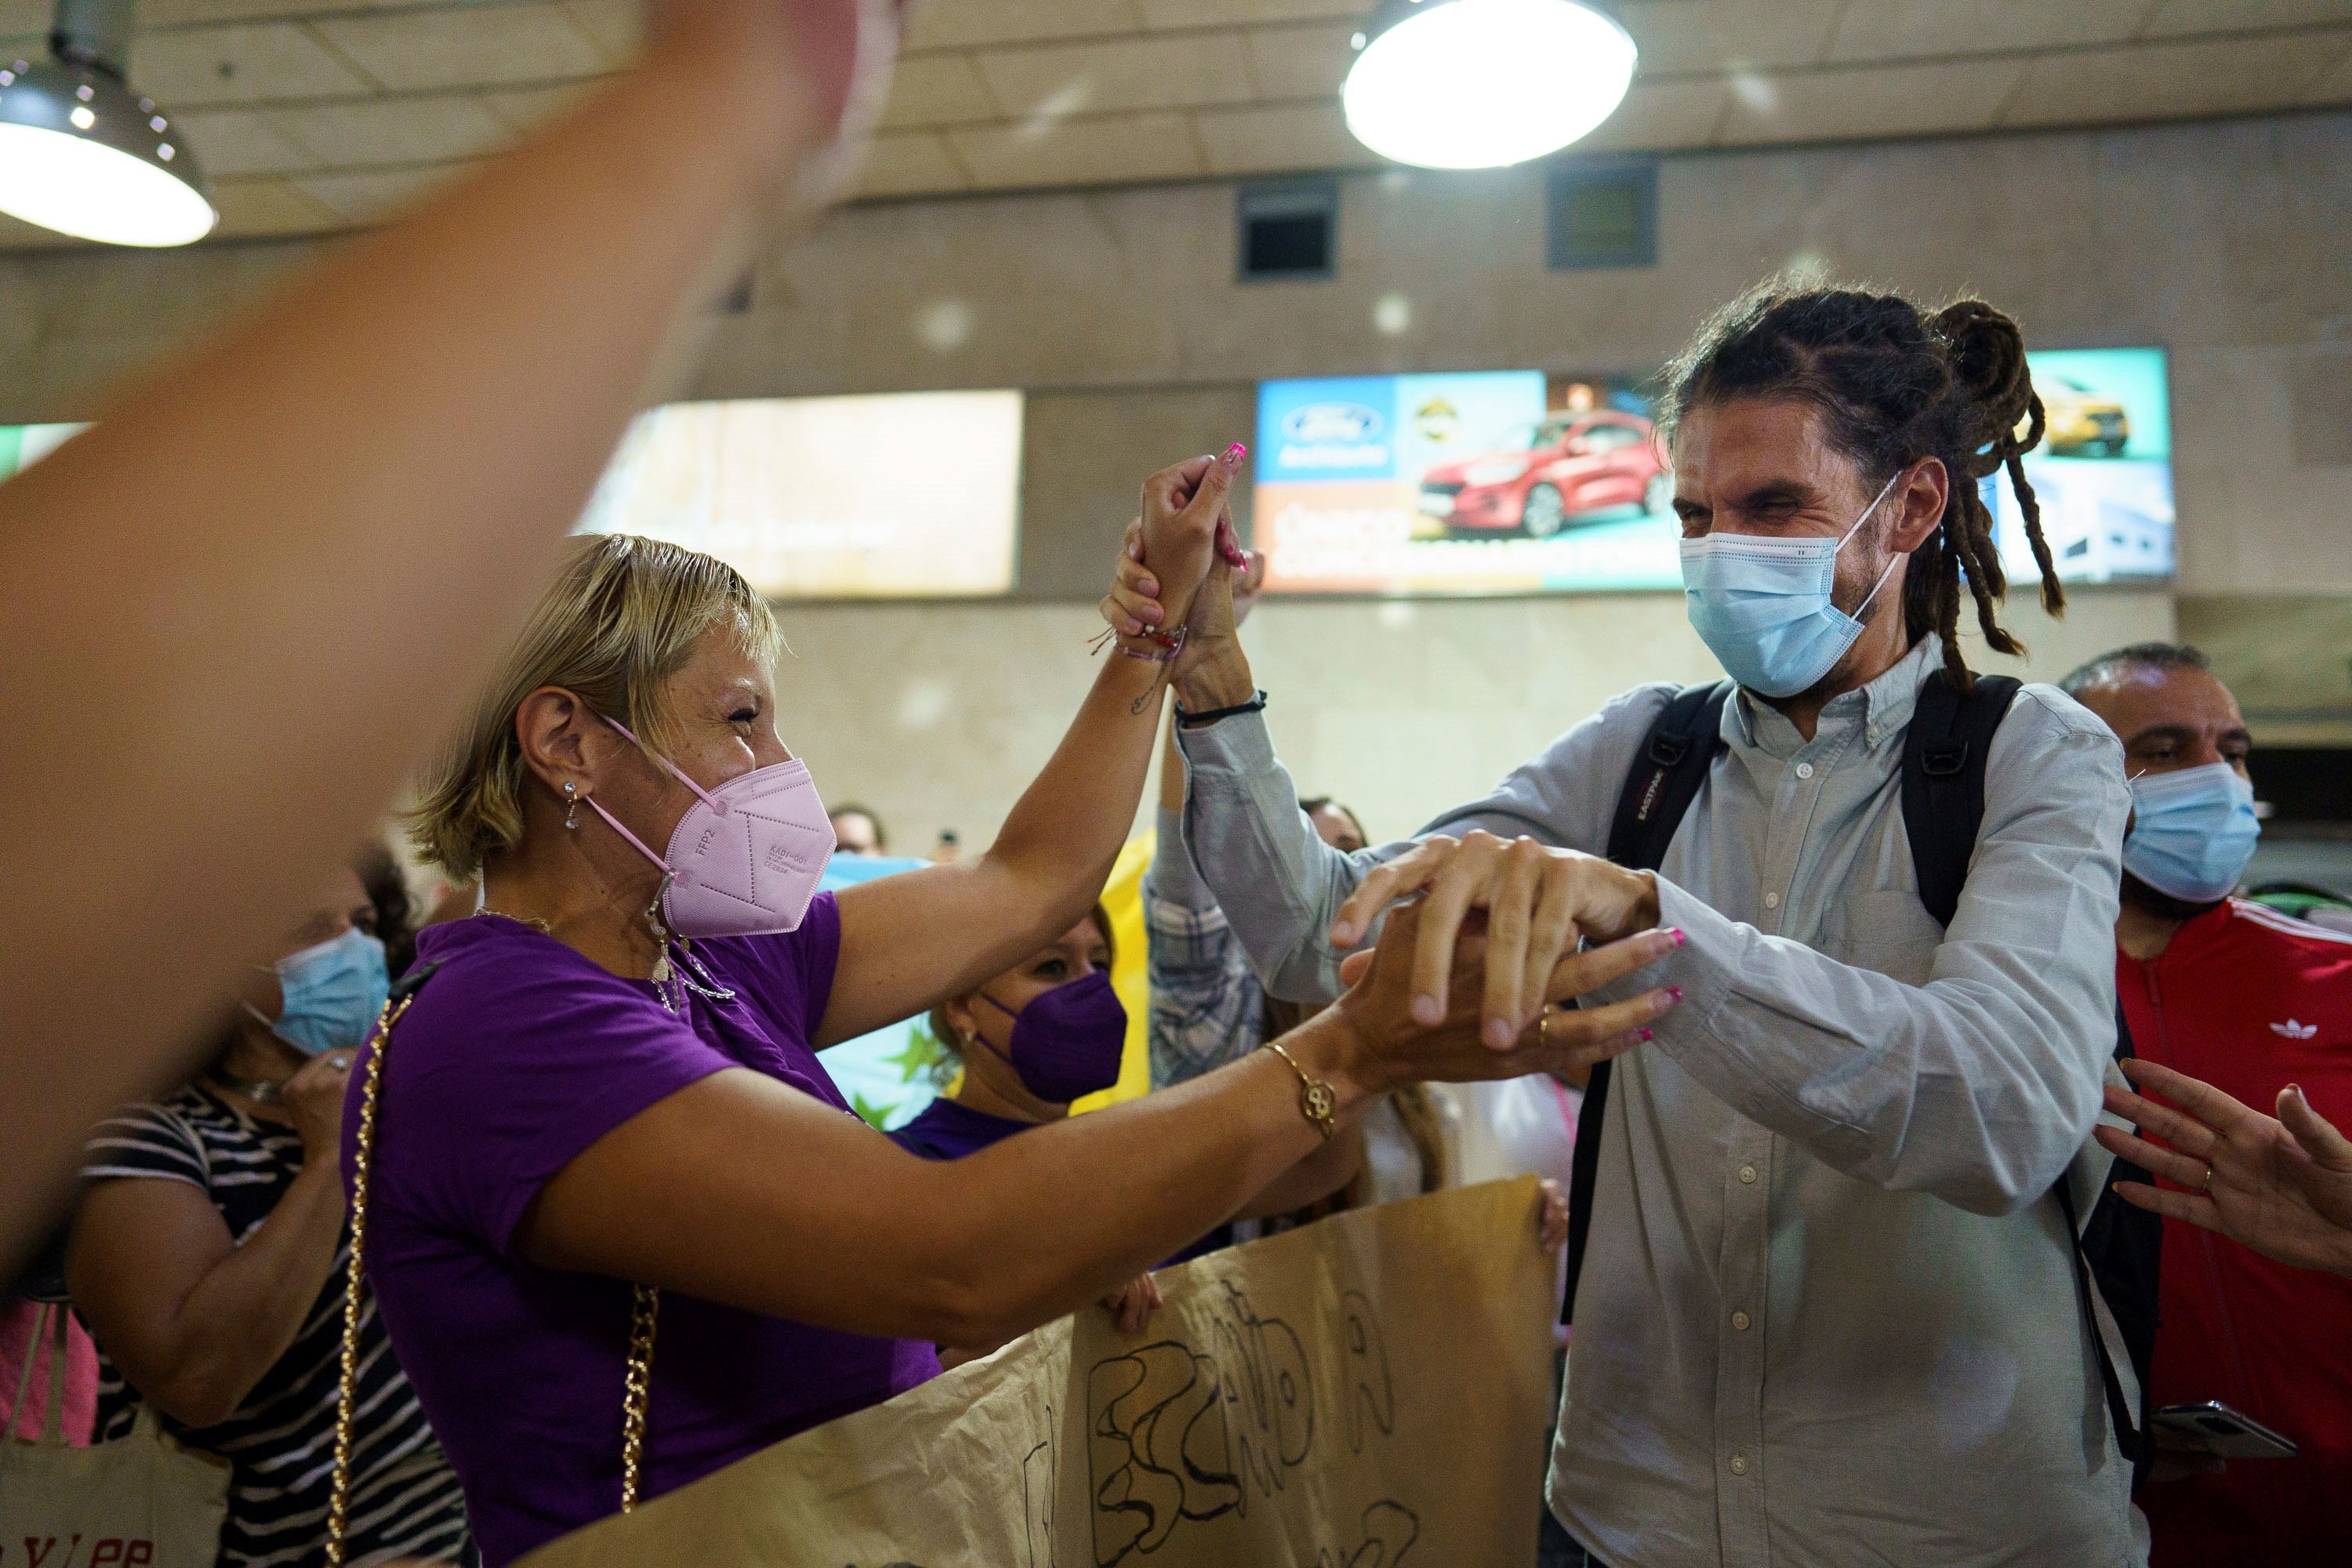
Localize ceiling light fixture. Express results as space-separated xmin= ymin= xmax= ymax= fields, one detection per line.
xmin=1343 ymin=0 xmax=1638 ymax=170
xmin=0 ymin=0 xmax=215 ymax=246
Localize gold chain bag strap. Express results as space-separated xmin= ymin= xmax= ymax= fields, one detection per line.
xmin=327 ymin=976 xmax=663 ymax=1567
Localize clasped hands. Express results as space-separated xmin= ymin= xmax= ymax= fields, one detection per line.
xmin=1102 ymin=452 xmax=1683 ymax=1073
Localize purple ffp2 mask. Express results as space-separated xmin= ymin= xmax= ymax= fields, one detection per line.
xmin=975 ymin=971 xmax=1128 ymax=1104
xmin=584 ymin=716 xmax=837 ymax=939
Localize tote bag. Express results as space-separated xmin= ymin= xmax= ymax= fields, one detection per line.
xmin=0 ymin=1302 xmax=230 ymax=1566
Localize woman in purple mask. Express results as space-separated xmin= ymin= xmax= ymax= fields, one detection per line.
xmin=340 ymin=451 xmax=1682 ymax=1567
xmin=891 ymin=906 xmax=1362 ymax=1347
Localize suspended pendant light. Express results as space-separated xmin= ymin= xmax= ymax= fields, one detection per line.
xmin=0 ymin=0 xmax=215 ymax=246
xmin=1343 ymin=0 xmax=1638 ymax=170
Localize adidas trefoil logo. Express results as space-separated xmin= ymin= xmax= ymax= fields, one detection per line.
xmin=2270 ymin=1018 xmax=2318 ymax=1040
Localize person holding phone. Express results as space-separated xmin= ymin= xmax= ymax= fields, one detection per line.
xmin=2065 ymin=643 xmax=2352 ymax=1566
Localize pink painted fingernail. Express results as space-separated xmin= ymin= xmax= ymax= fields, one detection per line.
xmin=1225 ymin=442 xmax=1247 ymax=466
xmin=1669 ymin=927 xmax=1687 ymax=947
xmin=1412 ymin=995 xmax=1442 ymax=1026
xmin=1664 ymin=986 xmax=1683 ymax=1006
xmin=1638 ymin=1027 xmax=1654 ymax=1042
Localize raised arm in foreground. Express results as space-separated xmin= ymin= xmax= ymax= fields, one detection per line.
xmin=0 ymin=0 xmax=890 ymax=1261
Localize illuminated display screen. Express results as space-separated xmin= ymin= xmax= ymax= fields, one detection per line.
xmin=577 ymin=390 xmax=1023 ymax=600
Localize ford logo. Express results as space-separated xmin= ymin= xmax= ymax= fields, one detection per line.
xmin=1281 ymin=402 xmax=1384 ymax=444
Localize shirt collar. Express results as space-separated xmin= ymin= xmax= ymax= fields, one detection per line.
xmin=1723 ymin=633 xmax=1948 ymax=757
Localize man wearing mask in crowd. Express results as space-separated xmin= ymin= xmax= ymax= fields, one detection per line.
xmin=2063 ymin=642 xmax=2352 ymax=1567
xmin=1105 ymin=285 xmax=2139 ymax=1566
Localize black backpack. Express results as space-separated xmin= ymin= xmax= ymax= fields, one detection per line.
xmin=1561 ymin=675 xmax=2161 ymax=1479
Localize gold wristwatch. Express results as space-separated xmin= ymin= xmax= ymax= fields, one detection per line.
xmin=1265 ymin=1041 xmax=1337 ymax=1141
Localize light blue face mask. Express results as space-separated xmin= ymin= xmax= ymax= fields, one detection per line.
xmin=1680 ymin=470 xmax=1906 ymax=699
xmin=247 ymin=926 xmax=390 ymax=1056
xmin=2124 ymin=761 xmax=2261 ymax=905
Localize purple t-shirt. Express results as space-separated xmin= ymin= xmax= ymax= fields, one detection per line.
xmin=887 ymin=1096 xmax=1032 ymax=1161
xmin=344 ymin=899 xmax=939 ymax=1566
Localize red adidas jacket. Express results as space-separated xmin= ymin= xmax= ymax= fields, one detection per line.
xmin=2119 ymin=898 xmax=2352 ymax=1567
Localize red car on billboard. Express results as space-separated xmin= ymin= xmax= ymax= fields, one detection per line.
xmin=1417 ymin=410 xmax=1669 ymax=538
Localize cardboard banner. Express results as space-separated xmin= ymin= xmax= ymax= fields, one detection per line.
xmin=521 ymin=1178 xmax=1555 ymax=1568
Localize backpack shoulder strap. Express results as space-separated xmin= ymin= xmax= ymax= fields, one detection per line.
xmin=1566 ymin=682 xmax=1733 ymax=1325
xmin=1900 ymin=673 xmax=2021 ymax=927
xmin=1606 ymin=681 xmax=1735 ymax=870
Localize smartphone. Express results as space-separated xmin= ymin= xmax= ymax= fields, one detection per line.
xmin=2153 ymin=1402 xmax=2299 ymax=1459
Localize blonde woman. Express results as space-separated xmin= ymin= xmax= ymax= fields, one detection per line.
xmin=347 ymin=460 xmax=1682 ymax=1563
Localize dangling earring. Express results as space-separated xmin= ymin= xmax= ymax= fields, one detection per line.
xmin=563 ymin=781 xmax=579 ymax=830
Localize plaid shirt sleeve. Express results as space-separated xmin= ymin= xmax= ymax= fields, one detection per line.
xmin=1146 ymin=809 xmax=1266 ymax=1088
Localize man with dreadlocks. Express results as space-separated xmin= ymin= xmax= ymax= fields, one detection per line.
xmin=1102 ymin=282 xmax=2139 ymax=1565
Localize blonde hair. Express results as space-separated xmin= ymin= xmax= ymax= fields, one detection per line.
xmin=927 ymin=903 xmax=1117 ymax=1081
xmin=406 ymin=533 xmax=783 ymax=880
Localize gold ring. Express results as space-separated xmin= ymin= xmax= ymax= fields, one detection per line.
xmin=2199 ymin=1165 xmax=2214 ymax=1193
xmin=1537 ymin=1007 xmax=1556 ymax=1045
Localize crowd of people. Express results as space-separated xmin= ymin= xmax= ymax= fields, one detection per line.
xmin=1 ymin=7 xmax=2348 ymax=1567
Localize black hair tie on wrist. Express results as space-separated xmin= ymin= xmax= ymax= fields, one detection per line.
xmin=1175 ymin=690 xmax=1269 ymax=729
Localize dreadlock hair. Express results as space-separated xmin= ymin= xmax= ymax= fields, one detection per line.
xmin=1660 ymin=281 xmax=2063 ymax=691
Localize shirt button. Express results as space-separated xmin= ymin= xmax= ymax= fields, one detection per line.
xmin=1730 ymin=1454 xmax=1750 ymax=1476
xmin=1795 ymin=762 xmax=1814 ymax=779
xmin=1732 ymin=1310 xmax=1751 ymax=1330
xmin=1764 ymin=891 xmax=1781 ymax=910
xmin=1739 ymin=1163 xmax=1759 ymax=1184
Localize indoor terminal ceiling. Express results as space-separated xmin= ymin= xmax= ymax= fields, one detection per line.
xmin=5 ymin=0 xmax=2351 ymax=245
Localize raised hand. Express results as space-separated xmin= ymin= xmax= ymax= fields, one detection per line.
xmin=1327 ymin=831 xmax=1667 ymax=1054
xmin=2096 ymin=1058 xmax=2352 ymax=1278
xmin=1327 ymin=900 xmax=1679 ymax=1094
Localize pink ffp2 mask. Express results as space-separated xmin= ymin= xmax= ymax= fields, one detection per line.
xmin=584 ymin=716 xmax=837 ymax=939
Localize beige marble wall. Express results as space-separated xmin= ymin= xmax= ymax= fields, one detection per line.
xmin=776 ymin=587 xmax=2175 ymax=854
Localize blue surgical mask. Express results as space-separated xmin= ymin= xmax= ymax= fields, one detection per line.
xmin=1680 ymin=470 xmax=1906 ymax=699
xmin=248 ymin=927 xmax=390 ymax=1056
xmin=2124 ymin=762 xmax=2260 ymax=905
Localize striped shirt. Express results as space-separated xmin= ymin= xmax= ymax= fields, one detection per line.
xmin=82 ymin=1086 xmax=474 ymax=1568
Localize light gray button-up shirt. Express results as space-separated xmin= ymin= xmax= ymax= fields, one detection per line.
xmin=1176 ymin=634 xmax=2143 ymax=1568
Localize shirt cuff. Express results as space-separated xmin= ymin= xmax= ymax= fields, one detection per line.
xmin=1174 ymin=705 xmax=1280 ymax=787
xmin=1591 ymin=876 xmax=1740 ymax=1040
xmin=1145 ymin=807 xmax=1218 ymax=909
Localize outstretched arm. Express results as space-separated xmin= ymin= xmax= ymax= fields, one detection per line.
xmin=818 ymin=452 xmax=1241 ymax=1047
xmin=0 ymin=0 xmax=884 ymax=1263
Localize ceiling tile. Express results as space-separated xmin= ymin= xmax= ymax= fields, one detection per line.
xmin=166 ymin=106 xmax=315 ymax=176
xmin=905 ymin=0 xmax=1145 ymax=53
xmin=134 ymin=22 xmax=372 ymax=108
xmin=1615 ymin=0 xmax=1846 ymax=77
xmin=209 ymin=175 xmax=339 ymax=236
xmin=1244 ymin=21 xmax=1357 ymax=100
xmin=2002 ymin=32 xmax=2344 ymax=125
xmin=296 ymin=159 xmax=477 ymax=222
xmin=2143 ymin=0 xmax=2352 ymax=34
xmin=1826 ymin=0 xmax=2158 ymax=62
xmin=976 ymin=31 xmax=1257 ymax=121
xmin=1194 ymin=100 xmax=1365 ymax=174
xmin=1718 ymin=56 xmax=2026 ymax=143
xmin=1133 ymin=0 xmax=1362 ymax=24
xmin=273 ymin=92 xmax=514 ymax=166
xmin=480 ymin=74 xmax=612 ymax=131
xmin=877 ymin=52 xmax=996 ymax=129
xmin=1579 ymin=78 xmax=1732 ymax=152
xmin=558 ymin=0 xmax=643 ymax=64
xmin=947 ymin=109 xmax=1204 ymax=188
xmin=310 ymin=5 xmax=605 ymax=93
xmin=851 ymin=129 xmax=971 ymax=198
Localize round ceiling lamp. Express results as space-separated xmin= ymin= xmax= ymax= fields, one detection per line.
xmin=0 ymin=0 xmax=215 ymax=246
xmin=1342 ymin=0 xmax=1639 ymax=170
